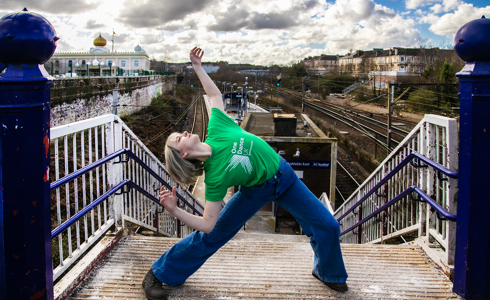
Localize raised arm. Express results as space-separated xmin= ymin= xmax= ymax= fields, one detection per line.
xmin=190 ymin=47 xmax=224 ymax=111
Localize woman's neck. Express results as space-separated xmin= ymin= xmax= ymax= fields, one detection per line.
xmin=190 ymin=142 xmax=212 ymax=162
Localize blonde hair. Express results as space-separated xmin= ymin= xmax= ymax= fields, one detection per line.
xmin=164 ymin=132 xmax=204 ymax=186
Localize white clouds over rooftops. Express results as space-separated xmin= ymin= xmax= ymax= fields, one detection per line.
xmin=0 ymin=0 xmax=486 ymax=65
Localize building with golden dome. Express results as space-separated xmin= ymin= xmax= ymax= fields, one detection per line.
xmin=44 ymin=33 xmax=150 ymax=77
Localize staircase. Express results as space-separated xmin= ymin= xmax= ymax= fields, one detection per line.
xmin=342 ymin=82 xmax=361 ymax=94
xmin=68 ymin=233 xmax=457 ymax=299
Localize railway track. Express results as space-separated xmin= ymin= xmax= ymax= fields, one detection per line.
xmin=190 ymin=91 xmax=208 ymax=142
xmin=258 ymin=87 xmax=419 ymax=204
xmin=253 ymin=93 xmax=364 ymax=206
xmin=336 ymin=160 xmax=360 ymax=204
xmin=276 ymin=89 xmax=417 ymax=152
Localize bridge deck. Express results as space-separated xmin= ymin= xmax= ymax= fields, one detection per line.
xmin=68 ymin=233 xmax=458 ymax=299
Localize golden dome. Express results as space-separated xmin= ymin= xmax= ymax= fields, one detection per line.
xmin=93 ymin=34 xmax=107 ymax=47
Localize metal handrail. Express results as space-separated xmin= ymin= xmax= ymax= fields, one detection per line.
xmin=340 ymin=185 xmax=457 ymax=236
xmin=336 ymin=151 xmax=457 ymax=222
xmin=51 ymin=179 xmax=160 ymax=238
xmin=50 ymin=148 xmax=127 ymax=190
xmin=50 ymin=148 xmax=204 ymax=215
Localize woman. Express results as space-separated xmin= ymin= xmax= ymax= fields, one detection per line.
xmin=142 ymin=47 xmax=348 ymax=300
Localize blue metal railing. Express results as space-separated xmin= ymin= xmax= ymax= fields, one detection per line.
xmin=337 ymin=152 xmax=458 ymax=236
xmin=50 ymin=149 xmax=204 ymax=238
xmin=51 ymin=148 xmax=203 ymax=214
xmin=51 ymin=180 xmax=160 ymax=238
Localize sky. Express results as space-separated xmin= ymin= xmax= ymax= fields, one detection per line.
xmin=2 ymin=0 xmax=489 ymax=65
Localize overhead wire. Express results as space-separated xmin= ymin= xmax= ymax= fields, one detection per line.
xmin=144 ymin=97 xmax=199 ymax=145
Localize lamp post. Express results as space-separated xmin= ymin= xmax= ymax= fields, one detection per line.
xmin=302 ymin=75 xmax=307 ymax=112
xmin=244 ymin=77 xmax=248 ymax=115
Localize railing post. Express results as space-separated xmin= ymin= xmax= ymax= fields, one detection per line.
xmin=418 ymin=122 xmax=428 ymax=238
xmin=357 ymin=203 xmax=363 ymax=244
xmin=446 ymin=119 xmax=459 ymax=266
xmin=112 ymin=120 xmax=123 ymax=228
xmin=105 ymin=119 xmax=119 ymax=231
xmin=453 ymin=16 xmax=490 ymax=299
xmin=382 ymin=168 xmax=388 ymax=239
xmin=426 ymin=123 xmax=436 ymax=244
xmin=0 ymin=9 xmax=58 ymax=300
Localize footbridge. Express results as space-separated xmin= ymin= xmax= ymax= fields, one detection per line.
xmin=1 ymin=10 xmax=490 ymax=300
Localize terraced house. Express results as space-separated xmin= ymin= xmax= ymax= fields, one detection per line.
xmin=304 ymin=54 xmax=340 ymax=75
xmin=347 ymin=48 xmax=459 ymax=86
xmin=304 ymin=47 xmax=459 ymax=88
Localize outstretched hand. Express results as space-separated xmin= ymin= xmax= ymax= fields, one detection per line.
xmin=159 ymin=186 xmax=177 ymax=213
xmin=190 ymin=47 xmax=203 ymax=65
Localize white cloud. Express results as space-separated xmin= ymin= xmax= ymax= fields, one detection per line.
xmin=14 ymin=0 xmax=432 ymax=65
xmin=427 ymin=3 xmax=490 ymax=35
xmin=441 ymin=0 xmax=461 ymax=12
xmin=405 ymin=0 xmax=440 ymax=10
xmin=420 ymin=13 xmax=441 ymax=24
xmin=430 ymin=4 xmax=443 ymax=14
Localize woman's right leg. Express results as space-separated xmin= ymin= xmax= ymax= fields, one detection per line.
xmin=151 ymin=187 xmax=274 ymax=286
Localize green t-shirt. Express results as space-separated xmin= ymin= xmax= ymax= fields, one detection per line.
xmin=203 ymin=108 xmax=280 ymax=202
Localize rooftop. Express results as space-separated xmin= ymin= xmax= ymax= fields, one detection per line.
xmin=242 ymin=112 xmax=330 ymax=141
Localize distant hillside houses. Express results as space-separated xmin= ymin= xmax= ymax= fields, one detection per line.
xmin=304 ymin=47 xmax=458 ymax=87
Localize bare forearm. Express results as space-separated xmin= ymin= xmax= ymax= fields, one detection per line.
xmin=193 ymin=63 xmax=224 ymax=110
xmin=170 ymin=206 xmax=217 ymax=233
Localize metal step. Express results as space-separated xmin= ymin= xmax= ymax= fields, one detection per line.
xmin=68 ymin=233 xmax=459 ymax=299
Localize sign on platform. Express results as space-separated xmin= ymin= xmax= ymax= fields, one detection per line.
xmin=286 ymin=160 xmax=331 ymax=169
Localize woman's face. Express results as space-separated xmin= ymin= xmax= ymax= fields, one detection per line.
xmin=173 ymin=131 xmax=200 ymax=157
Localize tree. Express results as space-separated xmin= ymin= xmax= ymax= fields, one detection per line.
xmin=290 ymin=63 xmax=307 ymax=77
xmin=440 ymin=59 xmax=455 ymax=83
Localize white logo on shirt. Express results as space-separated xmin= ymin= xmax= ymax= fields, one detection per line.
xmin=226 ymin=155 xmax=252 ymax=174
xmin=227 ymin=138 xmax=253 ymax=174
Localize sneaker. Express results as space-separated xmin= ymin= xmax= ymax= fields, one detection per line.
xmin=142 ymin=269 xmax=168 ymax=300
xmin=312 ymin=271 xmax=348 ymax=292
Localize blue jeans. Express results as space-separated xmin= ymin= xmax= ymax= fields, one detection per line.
xmin=152 ymin=158 xmax=348 ymax=286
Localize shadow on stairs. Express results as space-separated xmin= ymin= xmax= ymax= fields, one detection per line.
xmin=68 ymin=233 xmax=459 ymax=299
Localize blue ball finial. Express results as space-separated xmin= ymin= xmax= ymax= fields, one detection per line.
xmin=0 ymin=10 xmax=58 ymax=65
xmin=454 ymin=16 xmax=490 ymax=62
